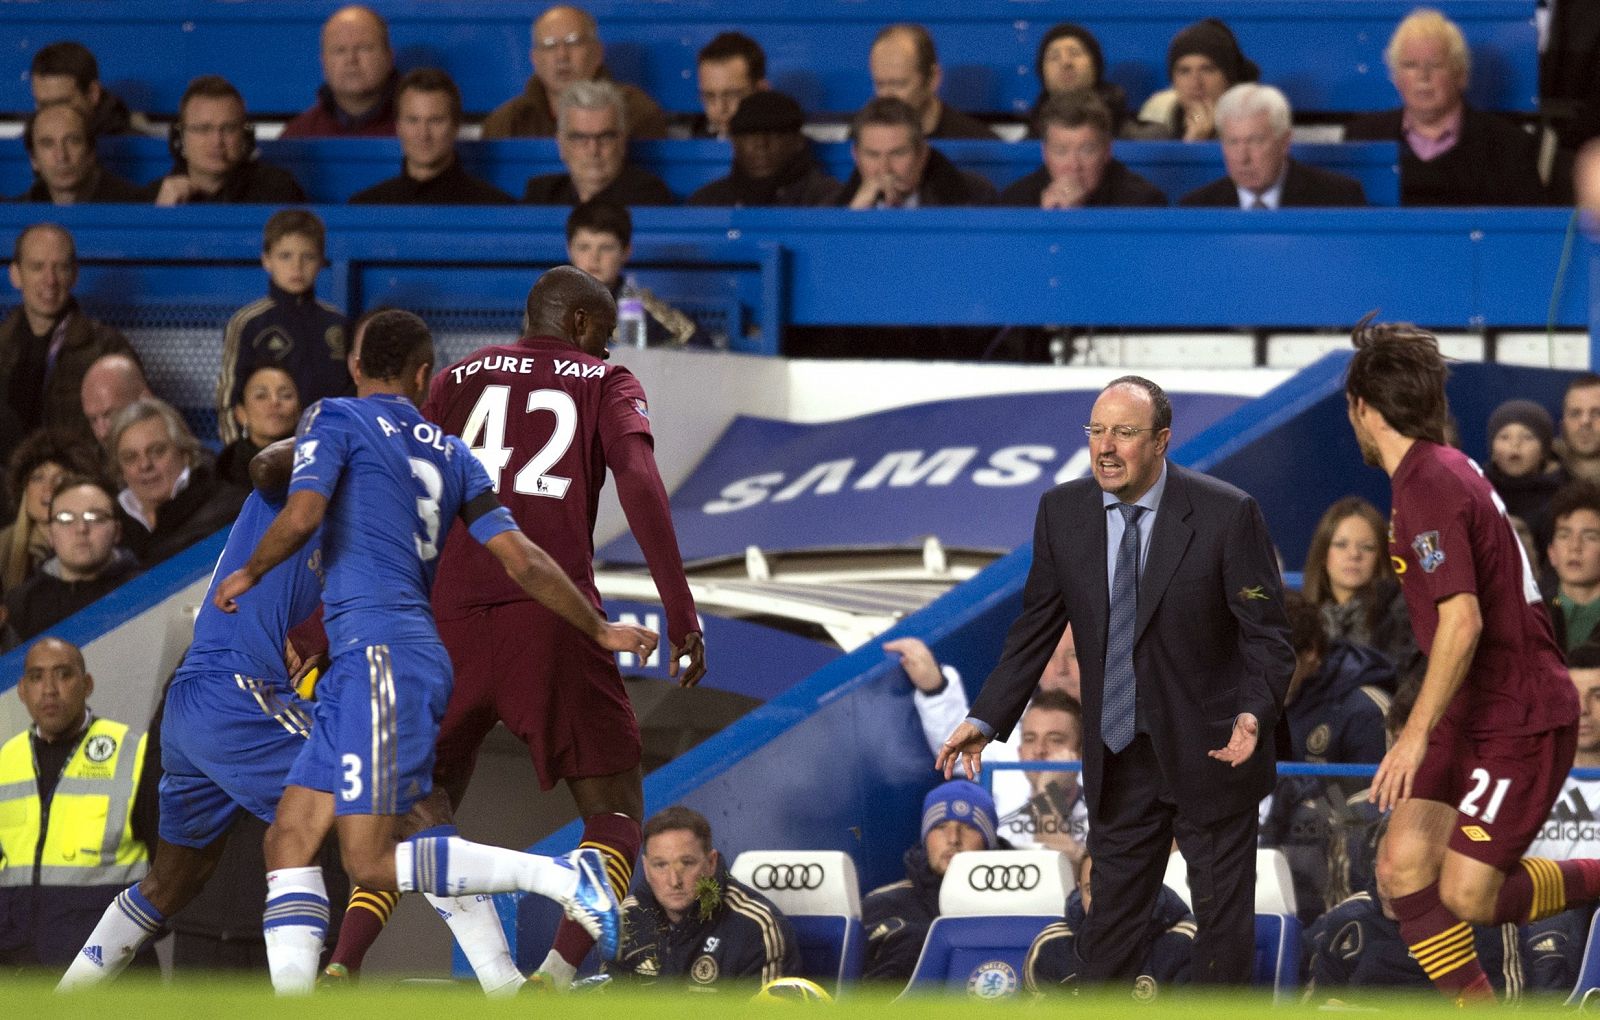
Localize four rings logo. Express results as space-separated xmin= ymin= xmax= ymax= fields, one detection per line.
xmin=752 ymin=863 xmax=825 ymax=891
xmin=968 ymin=864 xmax=1040 ymax=892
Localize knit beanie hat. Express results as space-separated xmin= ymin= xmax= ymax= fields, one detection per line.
xmin=1487 ymin=398 xmax=1555 ymax=460
xmin=728 ymin=90 xmax=806 ymax=135
xmin=1167 ymin=18 xmax=1259 ymax=85
xmin=921 ymin=779 xmax=998 ymax=849
xmin=1037 ymin=23 xmax=1105 ymax=89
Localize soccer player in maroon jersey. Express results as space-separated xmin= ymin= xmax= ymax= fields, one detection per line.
xmin=1346 ymin=317 xmax=1600 ymax=1004
xmin=325 ymin=267 xmax=704 ymax=987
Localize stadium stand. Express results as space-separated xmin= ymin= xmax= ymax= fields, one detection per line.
xmin=0 ymin=1 xmax=1539 ymax=118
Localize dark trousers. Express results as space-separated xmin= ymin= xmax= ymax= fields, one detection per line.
xmin=1080 ymin=734 xmax=1258 ymax=985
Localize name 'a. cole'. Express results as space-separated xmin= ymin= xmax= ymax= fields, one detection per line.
xmin=378 ymin=415 xmax=454 ymax=458
xmin=448 ymin=353 xmax=608 ymax=384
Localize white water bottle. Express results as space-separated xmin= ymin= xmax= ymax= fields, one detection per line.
xmin=617 ymin=275 xmax=647 ymax=348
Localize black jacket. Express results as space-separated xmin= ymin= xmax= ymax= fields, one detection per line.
xmin=348 ymin=158 xmax=516 ymax=205
xmin=523 ymin=163 xmax=675 ymax=206
xmin=1344 ymin=106 xmax=1547 ymax=206
xmin=1283 ymin=640 xmax=1394 ymax=765
xmin=16 ymin=165 xmax=144 ymax=204
xmin=1179 ymin=159 xmax=1367 ymax=207
xmin=1025 ymin=885 xmax=1194 ymax=994
xmin=998 ymin=159 xmax=1167 ymax=207
xmin=2 ymin=549 xmax=140 ymax=649
xmin=118 ymin=462 xmax=248 ymax=568
xmin=829 ymin=147 xmax=997 ymax=207
xmin=606 ymin=858 xmax=799 ymax=987
xmin=688 ymin=150 xmax=840 ymax=207
xmin=139 ymin=160 xmax=307 ymax=204
xmin=0 ymin=298 xmax=135 ymax=449
xmin=861 ymin=844 xmax=944 ymax=981
xmin=930 ymin=104 xmax=996 ymax=140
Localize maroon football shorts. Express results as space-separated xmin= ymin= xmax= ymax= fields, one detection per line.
xmin=433 ymin=601 xmax=642 ymax=792
xmin=1410 ymin=713 xmax=1578 ymax=870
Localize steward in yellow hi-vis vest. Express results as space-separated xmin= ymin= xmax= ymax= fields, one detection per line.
xmin=0 ymin=637 xmax=156 ymax=968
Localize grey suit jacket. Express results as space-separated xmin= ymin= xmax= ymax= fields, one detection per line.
xmin=970 ymin=462 xmax=1294 ymax=825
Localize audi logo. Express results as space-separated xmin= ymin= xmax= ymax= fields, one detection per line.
xmin=967 ymin=864 xmax=1041 ymax=892
xmin=751 ymin=863 xmax=825 ymax=891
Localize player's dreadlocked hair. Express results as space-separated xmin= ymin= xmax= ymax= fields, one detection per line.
xmin=1344 ymin=311 xmax=1452 ymax=445
xmin=359 ymin=309 xmax=433 ymax=382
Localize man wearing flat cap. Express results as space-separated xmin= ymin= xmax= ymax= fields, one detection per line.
xmin=687 ymin=92 xmax=838 ymax=206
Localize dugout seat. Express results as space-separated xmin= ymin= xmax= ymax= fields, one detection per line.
xmin=728 ymin=850 xmax=865 ymax=995
xmin=900 ymin=850 xmax=1073 ymax=999
xmin=1566 ymin=908 xmax=1600 ymax=1005
xmin=1253 ymin=912 xmax=1302 ymax=1001
xmin=1162 ymin=847 xmax=1299 ymax=916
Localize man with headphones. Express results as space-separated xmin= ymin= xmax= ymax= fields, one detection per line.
xmin=143 ymin=76 xmax=306 ymax=206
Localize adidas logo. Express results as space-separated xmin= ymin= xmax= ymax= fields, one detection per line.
xmin=82 ymin=945 xmax=104 ymax=967
xmin=1551 ymin=789 xmax=1596 ymax=824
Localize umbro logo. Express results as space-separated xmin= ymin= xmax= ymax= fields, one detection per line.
xmin=82 ymin=945 xmax=104 ymax=967
xmin=1461 ymin=825 xmax=1491 ymax=842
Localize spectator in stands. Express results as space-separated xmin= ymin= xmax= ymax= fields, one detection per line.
xmin=1280 ymin=590 xmax=1394 ymax=764
xmin=2 ymin=224 xmax=136 ymax=453
xmin=1301 ymin=497 xmax=1419 ymax=675
xmin=1180 ymin=84 xmax=1366 ymax=208
xmin=1558 ymin=374 xmax=1600 ymax=485
xmin=607 ymin=805 xmax=799 ymax=985
xmin=565 ymin=200 xmax=705 ymax=347
xmin=348 ymin=70 xmax=515 ymax=205
xmin=0 ymin=431 xmax=100 ymax=601
xmin=1028 ymin=24 xmax=1130 ymax=138
xmin=1345 ymin=9 xmax=1546 ymax=205
xmin=281 ymin=5 xmax=398 ymax=138
xmin=869 ymin=24 xmax=994 ymax=140
xmin=999 ymin=93 xmax=1165 ymax=208
xmin=215 ymin=209 xmax=351 ymax=445
xmin=861 ymin=779 xmax=999 ymax=981
xmin=1131 ymin=18 xmax=1259 ymax=142
xmin=17 ymin=102 xmax=141 ymax=205
xmin=682 ymin=32 xmax=769 ymax=140
xmin=79 ymin=354 xmax=152 ymax=448
xmin=1484 ymin=398 xmax=1564 ymax=546
xmin=0 ymin=637 xmax=158 ymax=969
xmin=484 ymin=4 xmax=666 ymax=140
xmin=524 ymin=81 xmax=674 ymax=205
xmin=108 ymin=398 xmax=246 ymax=567
xmin=2 ymin=476 xmax=138 ymax=650
xmin=215 ymin=367 xmax=301 ymax=490
xmin=1526 ymin=645 xmax=1600 ymax=859
xmin=1025 ymin=853 xmax=1195 ymax=996
xmin=1544 ymin=481 xmax=1600 ymax=651
xmin=29 ymin=41 xmax=143 ymax=138
xmin=831 ymin=97 xmax=996 ymax=208
xmin=688 ymin=92 xmax=839 ymax=207
xmin=144 ymin=76 xmax=306 ymax=206
xmin=891 ymin=632 xmax=1084 ymax=853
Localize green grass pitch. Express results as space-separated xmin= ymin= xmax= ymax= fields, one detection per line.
xmin=2 ymin=976 xmax=1585 ymax=1018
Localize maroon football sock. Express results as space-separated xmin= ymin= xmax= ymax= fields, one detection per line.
xmin=551 ymin=813 xmax=641 ymax=969
xmin=1493 ymin=857 xmax=1600 ymax=924
xmin=1391 ymin=883 xmax=1495 ymax=1004
xmin=328 ymin=888 xmax=400 ymax=973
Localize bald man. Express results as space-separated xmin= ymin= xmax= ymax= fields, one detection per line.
xmin=282 ymin=5 xmax=398 ymax=137
xmin=482 ymin=4 xmax=666 ymax=139
xmin=324 ymin=267 xmax=704 ymax=987
xmin=869 ymin=23 xmax=994 ymax=139
xmin=79 ymin=353 xmax=152 ymax=446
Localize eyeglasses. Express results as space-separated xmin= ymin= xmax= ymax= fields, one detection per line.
xmin=536 ymin=31 xmax=594 ymax=51
xmin=182 ymin=121 xmax=247 ymax=139
xmin=561 ymin=129 xmax=622 ymax=147
xmin=50 ymin=509 xmax=114 ymax=527
xmin=1083 ymin=424 xmax=1156 ymax=441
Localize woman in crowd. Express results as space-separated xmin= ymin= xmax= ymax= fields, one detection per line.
xmin=109 ymin=398 xmax=247 ymax=566
xmin=0 ymin=431 xmax=100 ymax=598
xmin=1301 ymin=496 xmax=1419 ymax=675
xmin=215 ymin=366 xmax=302 ymax=489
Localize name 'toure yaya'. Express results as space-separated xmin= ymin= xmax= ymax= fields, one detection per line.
xmin=449 ymin=354 xmax=609 ymax=384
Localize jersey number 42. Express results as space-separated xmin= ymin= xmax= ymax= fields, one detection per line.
xmin=460 ymin=385 xmax=577 ymax=500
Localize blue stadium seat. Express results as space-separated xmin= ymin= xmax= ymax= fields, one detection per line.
xmin=1565 ymin=908 xmax=1600 ymax=1006
xmin=901 ymin=850 xmax=1073 ymax=999
xmin=728 ymin=850 xmax=865 ymax=995
xmin=1254 ymin=912 xmax=1302 ymax=1002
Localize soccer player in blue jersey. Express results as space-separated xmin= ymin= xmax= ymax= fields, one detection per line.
xmin=211 ymin=309 xmax=658 ymax=994
xmin=59 ymin=439 xmax=325 ymax=989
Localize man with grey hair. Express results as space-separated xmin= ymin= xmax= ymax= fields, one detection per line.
xmin=484 ymin=3 xmax=666 ymax=139
xmin=107 ymin=398 xmax=245 ymax=566
xmin=1180 ymin=83 xmax=1365 ymax=208
xmin=522 ymin=80 xmax=673 ymax=204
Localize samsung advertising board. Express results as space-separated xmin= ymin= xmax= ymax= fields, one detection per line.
xmin=600 ymin=390 xmax=1249 ymax=565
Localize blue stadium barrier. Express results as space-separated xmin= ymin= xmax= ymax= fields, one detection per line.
xmin=0 ymin=1 xmax=1538 ymax=117
xmin=0 ymin=137 xmax=1402 ymax=207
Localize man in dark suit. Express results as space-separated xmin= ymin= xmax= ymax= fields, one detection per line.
xmin=937 ymin=376 xmax=1294 ymax=985
xmin=1181 ymin=84 xmax=1365 ymax=208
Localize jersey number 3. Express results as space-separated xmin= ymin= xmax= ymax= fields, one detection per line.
xmin=461 ymin=385 xmax=577 ymax=500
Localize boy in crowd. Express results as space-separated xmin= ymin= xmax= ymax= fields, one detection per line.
xmin=215 ymin=210 xmax=352 ymax=443
xmin=565 ymin=200 xmax=706 ymax=348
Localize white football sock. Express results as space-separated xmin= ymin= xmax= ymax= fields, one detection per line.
xmin=537 ymin=948 xmax=577 ymax=988
xmin=398 ymin=836 xmax=577 ymax=900
xmin=263 ymin=866 xmax=329 ymax=995
xmin=57 ymin=884 xmax=165 ymax=990
xmin=426 ymin=892 xmax=525 ymax=997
